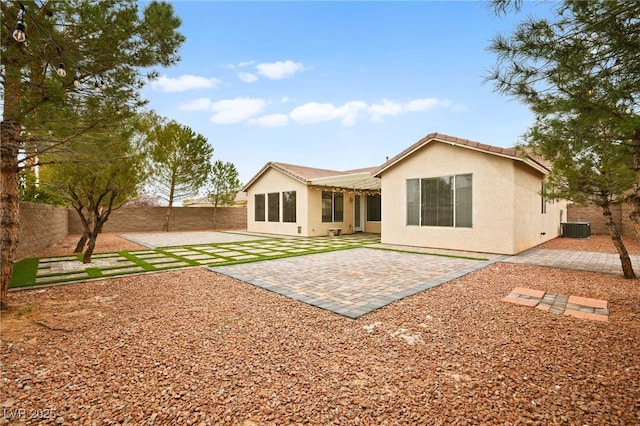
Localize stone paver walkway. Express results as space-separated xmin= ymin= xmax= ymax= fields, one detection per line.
xmin=210 ymin=248 xmax=494 ymax=319
xmin=502 ymin=287 xmax=609 ymax=322
xmin=504 ymin=248 xmax=640 ymax=275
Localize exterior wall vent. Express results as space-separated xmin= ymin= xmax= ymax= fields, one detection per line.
xmin=561 ymin=222 xmax=591 ymax=239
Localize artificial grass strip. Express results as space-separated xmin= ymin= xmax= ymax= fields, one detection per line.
xmin=118 ymin=251 xmax=157 ymax=272
xmin=10 ymin=258 xmax=39 ymax=288
xmin=86 ymin=268 xmax=103 ymax=279
xmin=208 ymin=244 xmax=365 ymax=267
xmin=154 ymin=249 xmax=201 ymax=267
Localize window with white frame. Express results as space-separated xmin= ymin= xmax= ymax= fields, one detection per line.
xmin=406 ymin=174 xmax=472 ymax=228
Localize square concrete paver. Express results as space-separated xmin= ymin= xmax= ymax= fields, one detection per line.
xmin=119 ymin=231 xmax=269 ymax=249
xmin=209 ymin=248 xmax=491 ymax=318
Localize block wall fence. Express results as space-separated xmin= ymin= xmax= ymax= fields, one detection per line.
xmin=16 ymin=202 xmax=69 ymax=259
xmin=14 ymin=202 xmax=636 ymax=260
xmin=16 ymin=203 xmax=246 ymax=260
xmin=67 ymin=206 xmax=247 ymax=233
xmin=566 ymin=203 xmax=633 ymax=236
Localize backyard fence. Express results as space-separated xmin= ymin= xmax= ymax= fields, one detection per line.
xmin=17 ymin=203 xmax=246 ymax=260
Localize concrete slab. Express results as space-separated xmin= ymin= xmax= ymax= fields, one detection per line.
xmin=118 ymin=231 xmax=269 ymax=249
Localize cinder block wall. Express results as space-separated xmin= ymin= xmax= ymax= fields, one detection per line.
xmin=68 ymin=206 xmax=247 ymax=233
xmin=567 ymin=204 xmax=630 ymax=236
xmin=17 ymin=201 xmax=69 ymax=259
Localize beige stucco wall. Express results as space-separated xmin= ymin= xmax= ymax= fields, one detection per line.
xmin=245 ymin=167 xmax=362 ymax=237
xmin=365 ymin=221 xmax=381 ymax=233
xmin=246 ymin=168 xmax=309 ymax=236
xmin=379 ymin=141 xmax=565 ymax=255
xmin=512 ymin=162 xmax=567 ymax=253
xmin=306 ymin=187 xmax=356 ymax=236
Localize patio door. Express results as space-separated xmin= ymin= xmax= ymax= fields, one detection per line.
xmin=354 ymin=194 xmax=365 ymax=232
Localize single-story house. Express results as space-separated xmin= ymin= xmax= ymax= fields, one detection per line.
xmin=243 ymin=162 xmax=382 ymax=237
xmin=373 ymin=133 xmax=566 ymax=255
xmin=243 ymin=132 xmax=567 ymax=254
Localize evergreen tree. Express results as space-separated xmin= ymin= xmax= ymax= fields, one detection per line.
xmin=146 ymin=118 xmax=213 ymax=231
xmin=208 ymin=160 xmax=241 ymax=229
xmin=487 ymin=0 xmax=640 ymax=278
xmin=0 ymin=0 xmax=184 ymax=308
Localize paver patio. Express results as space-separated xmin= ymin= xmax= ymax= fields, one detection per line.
xmin=209 ymin=248 xmax=495 ymax=318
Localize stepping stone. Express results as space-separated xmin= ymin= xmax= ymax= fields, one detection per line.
xmin=154 ymin=261 xmax=190 ymax=269
xmin=134 ymin=253 xmax=168 ymax=259
xmin=102 ymin=266 xmax=146 ymax=275
xmin=182 ymin=254 xmax=217 ymax=261
xmin=144 ymin=257 xmax=178 ymax=265
xmin=567 ymin=295 xmax=607 ymax=309
xmin=232 ymin=255 xmax=259 ymax=260
xmin=36 ymin=272 xmax=89 ymax=283
xmin=512 ymin=287 xmax=545 ymax=298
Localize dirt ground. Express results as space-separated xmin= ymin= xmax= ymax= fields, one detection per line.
xmin=1 ymin=233 xmax=639 ymax=424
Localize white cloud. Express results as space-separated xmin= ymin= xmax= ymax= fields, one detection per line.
xmin=179 ymin=97 xmax=212 ymax=111
xmin=406 ymin=98 xmax=450 ymax=111
xmin=225 ymin=61 xmax=255 ymax=69
xmin=237 ymin=72 xmax=258 ymax=83
xmin=249 ymin=114 xmax=289 ymax=127
xmin=369 ymin=97 xmax=452 ymax=121
xmin=150 ymin=75 xmax=221 ymax=93
xmin=256 ymin=60 xmax=307 ymax=80
xmin=368 ymin=99 xmax=404 ymax=121
xmin=289 ymin=101 xmax=367 ymax=126
xmin=209 ymin=97 xmax=266 ymax=124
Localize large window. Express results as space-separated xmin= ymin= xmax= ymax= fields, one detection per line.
xmin=322 ymin=190 xmax=344 ymax=222
xmin=283 ymin=191 xmax=296 ymax=222
xmin=367 ymin=193 xmax=381 ymax=221
xmin=407 ymin=179 xmax=420 ymax=226
xmin=406 ymin=174 xmax=472 ymax=228
xmin=268 ymin=192 xmax=279 ymax=222
xmin=255 ymin=194 xmax=265 ymax=222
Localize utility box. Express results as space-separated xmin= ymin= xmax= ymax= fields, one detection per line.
xmin=561 ymin=222 xmax=591 ymax=239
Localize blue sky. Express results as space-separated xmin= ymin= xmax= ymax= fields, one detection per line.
xmin=141 ymin=1 xmax=552 ymax=184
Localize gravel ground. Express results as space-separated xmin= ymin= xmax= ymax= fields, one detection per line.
xmin=29 ymin=234 xmax=148 ymax=259
xmin=2 ymin=234 xmax=639 ymax=425
xmin=538 ymin=234 xmax=640 ymax=254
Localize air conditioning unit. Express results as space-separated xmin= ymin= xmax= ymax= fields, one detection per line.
xmin=561 ymin=222 xmax=591 ymax=239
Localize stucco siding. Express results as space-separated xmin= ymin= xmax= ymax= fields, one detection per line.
xmin=306 ymin=188 xmax=356 ymax=236
xmin=246 ymin=168 xmax=309 ymax=236
xmin=365 ymin=221 xmax=381 ymax=233
xmin=380 ymin=141 xmax=548 ymax=254
xmin=512 ymin=162 xmax=567 ymax=253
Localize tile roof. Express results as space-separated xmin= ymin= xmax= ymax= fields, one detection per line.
xmin=242 ymin=162 xmax=382 ymax=191
xmin=373 ymin=132 xmax=550 ymax=176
